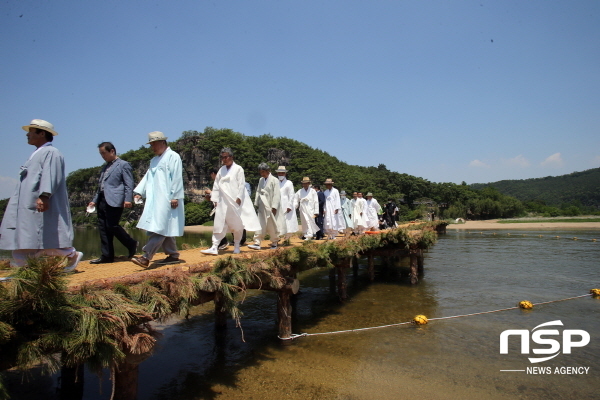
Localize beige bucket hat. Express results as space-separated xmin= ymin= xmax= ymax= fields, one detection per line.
xmin=276 ymin=165 xmax=288 ymax=173
xmin=301 ymin=176 xmax=311 ymax=183
xmin=366 ymin=192 xmax=373 ymax=197
xmin=22 ymin=119 xmax=59 ymax=136
xmin=147 ymin=131 xmax=168 ymax=144
xmin=323 ymin=178 xmax=334 ymax=185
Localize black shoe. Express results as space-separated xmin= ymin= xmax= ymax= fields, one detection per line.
xmin=128 ymin=241 xmax=139 ymax=259
xmin=154 ymin=256 xmax=182 ymax=265
xmin=90 ymin=257 xmax=113 ymax=264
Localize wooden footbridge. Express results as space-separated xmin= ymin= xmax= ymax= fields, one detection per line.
xmin=0 ymin=221 xmax=446 ymax=400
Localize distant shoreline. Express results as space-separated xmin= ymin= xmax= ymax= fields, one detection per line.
xmin=185 ymin=220 xmax=600 ymax=233
xmin=448 ymin=219 xmax=600 ymax=230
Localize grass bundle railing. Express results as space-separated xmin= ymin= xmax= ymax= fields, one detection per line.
xmin=0 ymin=222 xmax=440 ymax=398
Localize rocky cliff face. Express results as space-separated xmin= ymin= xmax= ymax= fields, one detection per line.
xmin=68 ymin=135 xmax=290 ymax=207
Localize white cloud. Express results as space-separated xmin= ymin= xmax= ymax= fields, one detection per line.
xmin=540 ymin=152 xmax=564 ymax=168
xmin=469 ymin=159 xmax=490 ymax=168
xmin=502 ymin=154 xmax=530 ymax=168
xmin=0 ymin=176 xmax=18 ymax=200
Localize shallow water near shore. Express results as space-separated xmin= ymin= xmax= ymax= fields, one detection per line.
xmin=5 ymin=229 xmax=600 ymax=399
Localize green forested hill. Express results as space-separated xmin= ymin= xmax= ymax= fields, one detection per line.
xmin=470 ymin=168 xmax=600 ymax=210
xmin=0 ymin=127 xmax=527 ymax=223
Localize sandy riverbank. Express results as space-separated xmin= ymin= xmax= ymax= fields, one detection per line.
xmin=448 ymin=219 xmax=600 ymax=230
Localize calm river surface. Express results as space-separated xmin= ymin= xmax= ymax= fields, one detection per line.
xmin=5 ymin=228 xmax=600 ymax=399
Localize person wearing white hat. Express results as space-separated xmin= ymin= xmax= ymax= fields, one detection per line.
xmin=293 ymin=177 xmax=320 ymax=240
xmin=365 ymin=192 xmax=382 ymax=231
xmin=131 ymin=132 xmax=185 ymax=267
xmin=275 ymin=165 xmax=299 ymax=240
xmin=0 ymin=119 xmax=82 ymax=271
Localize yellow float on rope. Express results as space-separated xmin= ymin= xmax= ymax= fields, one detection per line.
xmin=412 ymin=315 xmax=428 ymax=325
xmin=518 ymin=300 xmax=534 ymax=310
xmin=590 ymin=289 xmax=600 ymax=297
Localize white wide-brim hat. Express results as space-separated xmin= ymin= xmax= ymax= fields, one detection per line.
xmin=22 ymin=119 xmax=58 ymax=136
xmin=147 ymin=131 xmax=168 ymax=144
xmin=276 ymin=165 xmax=288 ymax=173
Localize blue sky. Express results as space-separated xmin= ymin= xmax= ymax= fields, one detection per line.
xmin=1 ymin=0 xmax=599 ymax=199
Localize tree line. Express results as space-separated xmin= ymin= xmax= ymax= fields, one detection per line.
xmin=6 ymin=127 xmax=596 ymax=225
xmin=471 ymin=167 xmax=600 ymax=217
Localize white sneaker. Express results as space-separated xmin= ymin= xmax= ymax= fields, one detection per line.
xmin=65 ymin=251 xmax=83 ymax=272
xmin=303 ymin=237 xmax=312 ymax=241
xmin=233 ymin=245 xmax=241 ymax=254
xmin=200 ymin=246 xmax=218 ymax=255
xmin=247 ymin=244 xmax=261 ymax=250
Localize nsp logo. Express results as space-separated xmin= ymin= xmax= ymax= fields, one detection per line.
xmin=500 ymin=320 xmax=590 ymax=363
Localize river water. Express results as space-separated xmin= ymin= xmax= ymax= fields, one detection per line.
xmin=4 ymin=229 xmax=600 ymax=399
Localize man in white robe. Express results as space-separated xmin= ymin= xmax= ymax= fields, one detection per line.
xmin=365 ymin=192 xmax=382 ymax=231
xmin=131 ymin=132 xmax=185 ymax=267
xmin=294 ymin=177 xmax=319 ymax=240
xmin=322 ymin=179 xmax=343 ymax=240
xmin=339 ymin=190 xmax=354 ymax=237
xmin=0 ymin=119 xmax=82 ymax=271
xmin=248 ymin=163 xmax=286 ymax=250
xmin=352 ymin=192 xmax=368 ymax=235
xmin=276 ymin=165 xmax=299 ymax=240
xmin=201 ymin=147 xmax=260 ymax=255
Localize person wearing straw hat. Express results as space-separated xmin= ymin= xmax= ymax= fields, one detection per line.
xmin=201 ymin=147 xmax=260 ymax=255
xmin=0 ymin=119 xmax=82 ymax=271
xmin=87 ymin=142 xmax=138 ymax=264
xmin=322 ymin=178 xmax=343 ymax=240
xmin=248 ymin=163 xmax=287 ymax=250
xmin=364 ymin=192 xmax=382 ymax=231
xmin=276 ymin=165 xmax=299 ymax=240
xmin=131 ymin=132 xmax=185 ymax=267
xmin=293 ymin=177 xmax=320 ymax=240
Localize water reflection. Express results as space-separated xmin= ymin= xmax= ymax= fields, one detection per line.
xmin=4 ymin=229 xmax=600 ymax=399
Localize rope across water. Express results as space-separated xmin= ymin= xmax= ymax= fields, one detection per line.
xmin=279 ymin=292 xmax=597 ymax=340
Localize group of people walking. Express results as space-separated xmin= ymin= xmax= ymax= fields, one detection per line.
xmin=0 ymin=121 xmax=395 ymax=271
xmin=199 ymin=147 xmax=389 ymax=256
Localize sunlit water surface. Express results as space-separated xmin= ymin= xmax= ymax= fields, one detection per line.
xmin=5 ymin=229 xmax=600 ymax=399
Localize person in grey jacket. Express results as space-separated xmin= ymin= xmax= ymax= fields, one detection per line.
xmin=88 ymin=142 xmax=138 ymax=263
xmin=0 ymin=119 xmax=82 ymax=271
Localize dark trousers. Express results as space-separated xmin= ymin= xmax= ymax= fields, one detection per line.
xmin=315 ymin=214 xmax=324 ymax=239
xmin=97 ymin=193 xmax=136 ymax=260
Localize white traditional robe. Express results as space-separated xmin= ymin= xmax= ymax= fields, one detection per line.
xmin=254 ymin=173 xmax=287 ymax=238
xmin=294 ymin=187 xmax=319 ymax=237
xmin=211 ymin=162 xmax=261 ymax=234
xmin=340 ymin=197 xmax=354 ymax=229
xmin=365 ymin=198 xmax=382 ymax=229
xmin=0 ymin=144 xmax=74 ymax=250
xmin=352 ymin=198 xmax=368 ymax=229
xmin=279 ymin=178 xmax=299 ymax=234
xmin=135 ymin=147 xmax=185 ymax=237
xmin=323 ymin=187 xmax=343 ymax=232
